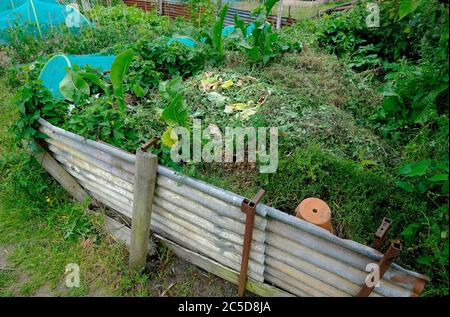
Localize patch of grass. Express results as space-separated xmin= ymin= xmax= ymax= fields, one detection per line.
xmin=0 ymin=271 xmax=17 ymax=297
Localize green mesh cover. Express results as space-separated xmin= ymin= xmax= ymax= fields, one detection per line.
xmin=0 ymin=0 xmax=92 ymax=44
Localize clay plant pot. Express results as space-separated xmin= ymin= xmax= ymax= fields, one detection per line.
xmin=295 ymin=197 xmax=333 ymax=233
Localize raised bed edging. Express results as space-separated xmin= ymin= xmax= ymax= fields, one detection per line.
xmin=37 ymin=118 xmax=430 ymax=297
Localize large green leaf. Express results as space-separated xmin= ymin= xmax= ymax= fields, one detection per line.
xmin=59 ymin=70 xmax=90 ymax=102
xmin=161 ymin=94 xmax=188 ymax=126
xmin=264 ymin=0 xmax=279 ymax=16
xmin=234 ymin=14 xmax=247 ymax=38
xmin=399 ymin=160 xmax=432 ymax=177
xmin=110 ymin=49 xmax=134 ymax=109
xmin=396 ymin=180 xmax=415 ymax=193
xmin=132 ymin=83 xmax=145 ymax=98
xmin=429 ymin=174 xmax=449 ymax=182
xmin=78 ymin=71 xmax=109 ymax=94
xmin=399 ymin=0 xmax=423 ymax=20
xmin=212 ymin=4 xmax=229 ymax=60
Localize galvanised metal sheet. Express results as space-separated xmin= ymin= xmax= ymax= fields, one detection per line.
xmin=38 ymin=118 xmax=429 ymax=297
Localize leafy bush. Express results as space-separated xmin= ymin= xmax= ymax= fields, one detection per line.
xmin=129 ymin=39 xmax=208 ymax=90
xmin=12 ymin=80 xmax=68 ymax=150
xmin=371 ymin=62 xmax=448 ymax=139
xmin=188 ymin=0 xmax=215 ymax=27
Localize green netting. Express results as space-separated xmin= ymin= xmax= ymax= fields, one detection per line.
xmin=0 ymin=0 xmax=92 ymax=44
xmin=39 ymin=54 xmax=115 ymax=98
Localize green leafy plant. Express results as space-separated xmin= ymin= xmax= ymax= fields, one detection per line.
xmin=188 ymin=0 xmax=215 ymax=27
xmin=110 ymin=49 xmax=134 ymax=111
xmin=397 ymin=158 xmax=449 ymax=288
xmin=129 ymin=39 xmax=207 ymax=87
xmin=233 ymin=0 xmax=296 ymax=64
xmin=12 ymin=80 xmax=67 ymax=150
xmin=158 ymin=77 xmax=190 ymax=148
xmin=201 ymin=4 xmax=229 ymax=63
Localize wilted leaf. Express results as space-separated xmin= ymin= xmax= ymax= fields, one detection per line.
xmin=161 ymin=127 xmax=178 ymax=147
xmin=207 ymin=92 xmax=227 ymax=107
xmin=238 ymin=108 xmax=257 ymax=120
xmin=224 ymin=102 xmax=251 ymax=113
xmin=221 ymin=80 xmax=234 ymax=89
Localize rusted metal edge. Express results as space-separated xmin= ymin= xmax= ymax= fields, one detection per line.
xmin=373 ymin=217 xmax=392 ymax=251
xmin=141 ymin=136 xmax=160 ymax=152
xmin=356 ymin=240 xmax=402 ymax=297
xmin=239 ymin=189 xmax=265 ymax=297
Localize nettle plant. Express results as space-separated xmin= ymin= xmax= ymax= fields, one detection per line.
xmin=12 ymin=80 xmax=68 ymax=151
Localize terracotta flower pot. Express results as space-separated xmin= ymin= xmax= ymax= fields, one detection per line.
xmin=295 ymin=197 xmax=333 ymax=233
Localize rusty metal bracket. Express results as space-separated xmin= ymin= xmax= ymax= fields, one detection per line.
xmin=372 ymin=217 xmax=392 ymax=251
xmin=356 ymin=240 xmax=402 ymax=297
xmin=238 ymin=189 xmax=265 ymax=297
xmin=141 ymin=136 xmax=160 ymax=152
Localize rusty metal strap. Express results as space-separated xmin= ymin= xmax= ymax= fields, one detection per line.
xmin=356 ymin=240 xmax=402 ymax=297
xmin=372 ymin=217 xmax=392 ymax=251
xmin=141 ymin=136 xmax=160 ymax=152
xmin=238 ymin=189 xmax=265 ymax=297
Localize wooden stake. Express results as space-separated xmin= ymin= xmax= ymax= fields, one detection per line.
xmin=33 ymin=144 xmax=90 ymax=203
xmin=276 ymin=0 xmax=283 ymax=30
xmin=129 ymin=149 xmax=157 ymax=269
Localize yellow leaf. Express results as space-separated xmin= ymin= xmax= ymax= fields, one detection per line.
xmin=224 ymin=103 xmax=251 ymax=114
xmin=161 ymin=127 xmax=178 ymax=147
xmin=221 ymin=80 xmax=234 ymax=89
xmin=238 ymin=108 xmax=257 ymax=120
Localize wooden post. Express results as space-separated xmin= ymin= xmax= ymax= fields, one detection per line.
xmin=276 ymin=0 xmax=283 ymax=31
xmin=33 ymin=144 xmax=90 ymax=203
xmin=129 ymin=149 xmax=158 ymax=269
xmin=158 ymin=0 xmax=163 ymax=16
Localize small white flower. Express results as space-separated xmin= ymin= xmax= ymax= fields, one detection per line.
xmin=67 ymin=104 xmax=75 ymax=116
xmin=29 ymin=64 xmax=35 ymax=71
xmin=94 ymin=93 xmax=100 ymax=99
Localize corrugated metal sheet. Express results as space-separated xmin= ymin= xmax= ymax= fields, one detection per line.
xmin=37 ymin=118 xmax=430 ymax=297
xmin=123 ymin=0 xmax=295 ymax=27
xmin=123 ymin=0 xmax=206 ymax=20
xmin=225 ymin=7 xmax=295 ymax=27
